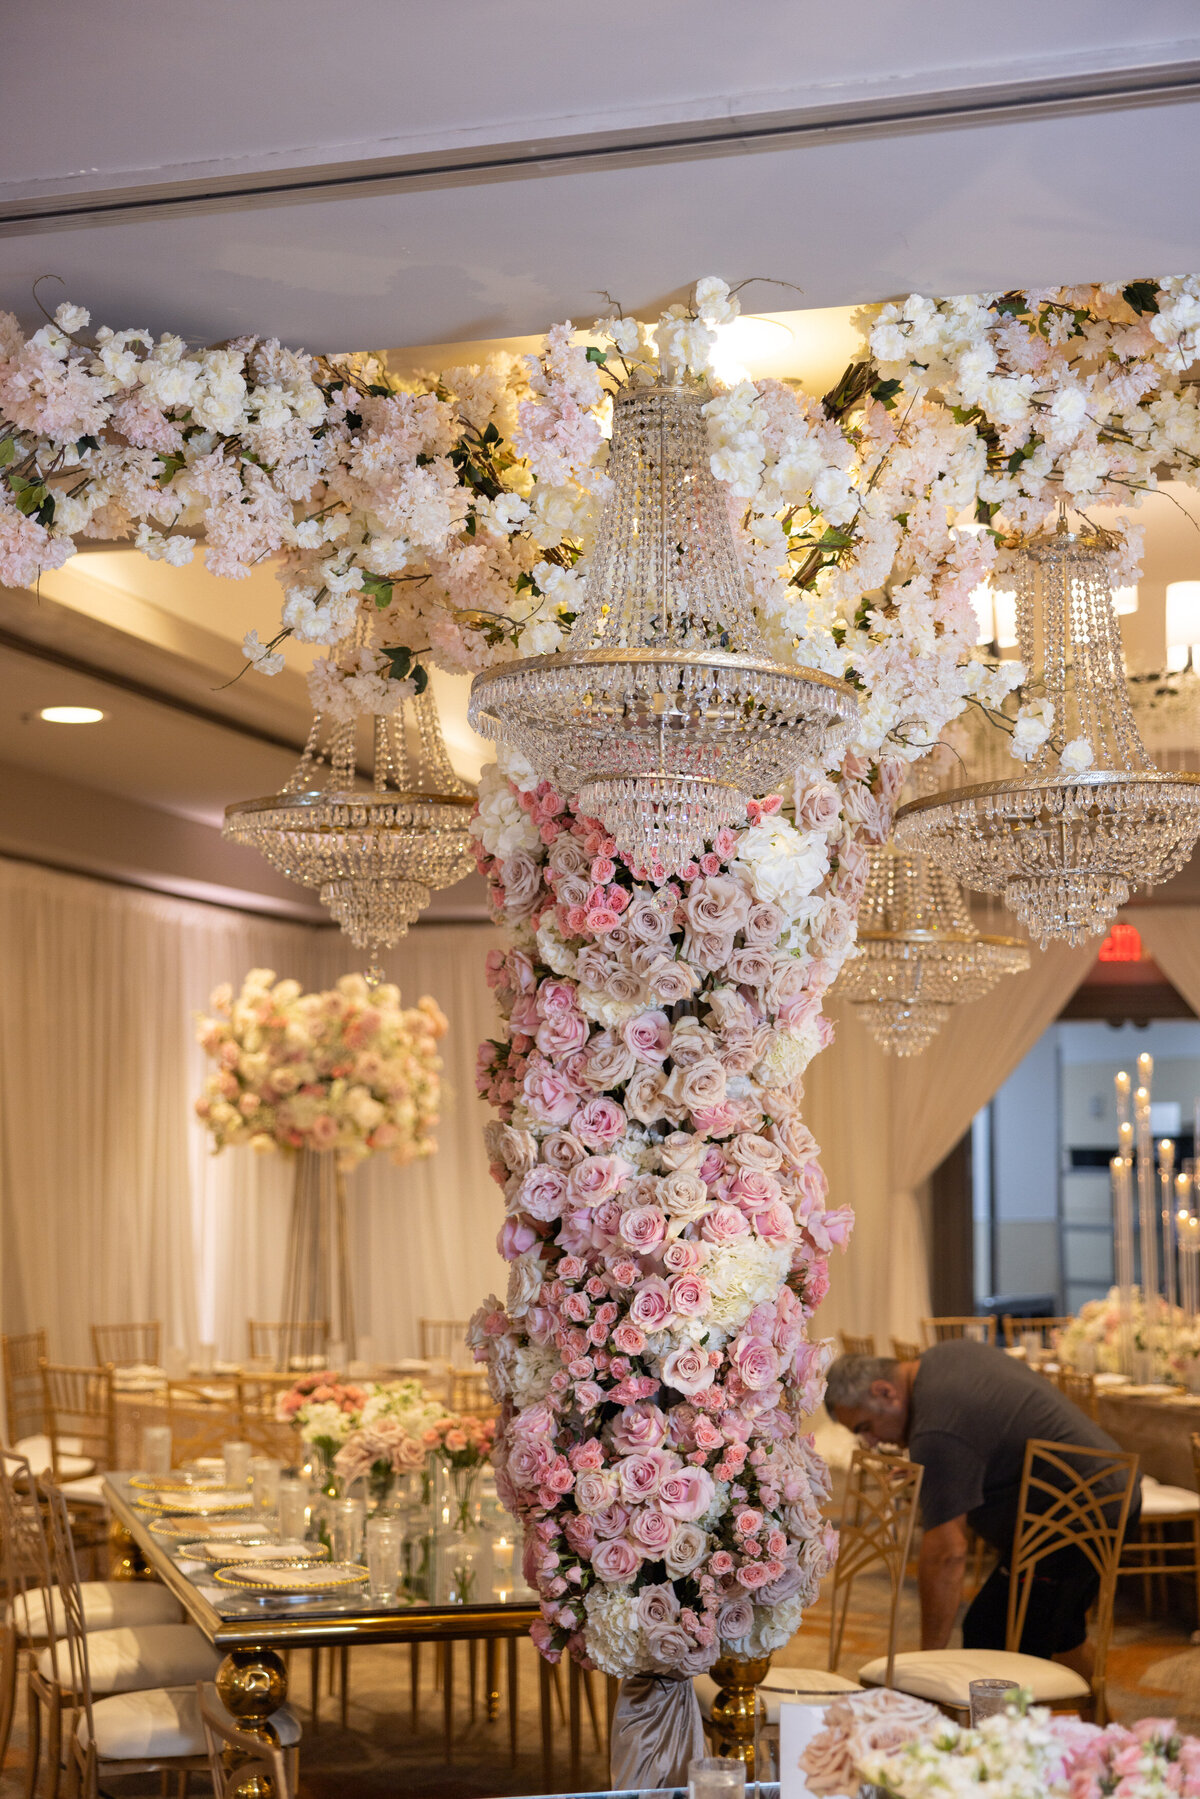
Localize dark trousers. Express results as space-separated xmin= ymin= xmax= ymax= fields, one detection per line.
xmin=962 ymin=1508 xmax=1139 ymax=1657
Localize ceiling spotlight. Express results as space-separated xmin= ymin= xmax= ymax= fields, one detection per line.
xmin=38 ymin=706 xmax=105 ymax=724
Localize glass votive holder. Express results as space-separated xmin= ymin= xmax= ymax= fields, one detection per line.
xmin=250 ymin=1456 xmax=281 ymax=1514
xmin=276 ymin=1474 xmax=309 ymax=1542
xmin=969 ymin=1678 xmax=1019 ymax=1725
xmin=222 ymin=1440 xmax=252 ymax=1488
xmin=140 ymin=1424 xmax=172 ymax=1475
xmin=689 ymin=1756 xmax=745 ymax=1799
xmin=331 ymin=1496 xmax=366 ymax=1565
xmin=366 ymin=1515 xmax=403 ymax=1601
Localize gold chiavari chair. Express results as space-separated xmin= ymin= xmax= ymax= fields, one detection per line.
xmin=449 ymin=1368 xmax=497 ymax=1417
xmin=0 ymin=1449 xmax=51 ymax=1774
xmin=40 ymin=1361 xmax=115 ymax=1572
xmin=839 ymin=1331 xmax=876 ymax=1357
xmin=89 ymin=1322 xmax=161 ymax=1369
xmin=419 ymin=1319 xmax=469 ymax=1365
xmin=164 ymin=1378 xmax=242 ymax=1464
xmin=1057 ymin=1368 xmax=1098 ymax=1420
xmin=921 ymin=1315 xmax=997 ymax=1346
xmin=247 ymin=1320 xmax=329 ymax=1370
xmin=1002 ymin=1314 xmax=1073 ymax=1348
xmin=236 ymin=1374 xmax=303 ymax=1459
xmin=1114 ymin=1431 xmax=1200 ymax=1619
xmin=198 ymin=1680 xmax=294 ymax=1798
xmin=2 ymin=1329 xmax=48 ymax=1443
xmin=891 ymin=1337 xmax=922 ymax=1364
xmin=863 ymin=1438 xmax=1139 ymax=1724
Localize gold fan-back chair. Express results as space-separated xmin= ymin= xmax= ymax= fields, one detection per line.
xmin=1057 ymin=1368 xmax=1098 ymax=1420
xmin=921 ymin=1315 xmax=997 ymax=1346
xmin=2 ymin=1328 xmax=49 ymax=1444
xmin=839 ymin=1331 xmax=876 ymax=1357
xmin=90 ymin=1321 xmax=161 ymax=1368
xmin=1002 ymin=1315 xmax=1072 ymax=1349
xmin=891 ymin=1337 xmax=922 ymax=1364
xmin=247 ymin=1319 xmax=329 ymax=1370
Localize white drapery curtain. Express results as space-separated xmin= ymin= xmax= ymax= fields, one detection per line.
xmin=0 ymin=857 xmax=505 ymax=1366
xmin=805 ymin=938 xmax=1096 ymax=1349
xmin=1132 ymin=908 xmax=1200 ymax=1016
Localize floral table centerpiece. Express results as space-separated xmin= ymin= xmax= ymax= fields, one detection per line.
xmin=1057 ymin=1287 xmax=1200 ymax=1385
xmin=196 ymin=969 xmax=447 ymax=1361
xmin=422 ymin=1412 xmax=498 ymax=1533
xmin=802 ymin=1692 xmax=1200 ymax=1799
xmin=278 ymin=1374 xmax=449 ymax=1502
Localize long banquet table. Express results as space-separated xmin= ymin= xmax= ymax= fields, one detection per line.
xmin=103 ymin=1475 xmax=544 ymax=1785
xmin=1094 ymin=1387 xmax=1200 ymax=1490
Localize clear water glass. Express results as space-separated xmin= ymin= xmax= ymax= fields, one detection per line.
xmin=331 ymin=1496 xmax=366 ymax=1565
xmin=222 ymin=1440 xmax=251 ymax=1488
xmin=969 ymin=1678 xmax=1019 ymax=1725
xmin=366 ymin=1516 xmax=403 ymax=1601
xmin=250 ymin=1457 xmax=281 ymax=1513
xmin=140 ymin=1424 xmax=172 ymax=1475
xmin=689 ymin=1756 xmax=745 ymax=1799
xmin=276 ymin=1475 xmax=310 ymax=1544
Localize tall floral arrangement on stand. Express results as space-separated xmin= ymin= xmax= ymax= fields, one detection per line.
xmin=467 ymin=747 xmax=897 ymax=1678
xmin=196 ymin=969 xmax=448 ymax=1361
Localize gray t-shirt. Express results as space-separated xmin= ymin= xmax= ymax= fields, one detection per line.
xmin=907 ymin=1340 xmax=1138 ymax=1548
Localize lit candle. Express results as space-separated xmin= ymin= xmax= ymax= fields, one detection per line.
xmin=1138 ymin=1052 xmax=1154 ymax=1086
xmin=493 ymin=1535 xmax=514 ymax=1575
xmin=1161 ymin=1142 xmax=1179 ymax=1312
xmin=1113 ymin=1154 xmax=1136 ymax=1374
xmin=1116 ymin=1071 xmax=1132 ymax=1132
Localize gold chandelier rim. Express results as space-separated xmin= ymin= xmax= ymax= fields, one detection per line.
xmin=856 ymin=929 xmax=1030 ymax=951
xmin=895 ymin=767 xmax=1200 ymax=823
xmin=470 ymin=646 xmax=859 ymax=703
xmin=224 ymin=787 xmax=477 ymax=821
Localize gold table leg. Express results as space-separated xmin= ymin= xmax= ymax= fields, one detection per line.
xmin=216 ymin=1646 xmax=289 ymax=1798
xmin=485 ymin=1637 xmax=499 ymax=1723
xmin=107 ymin=1518 xmax=150 ymax=1581
xmin=709 ymin=1654 xmax=772 ymax=1773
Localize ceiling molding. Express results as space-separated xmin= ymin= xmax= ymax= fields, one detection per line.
xmin=6 ymin=56 xmax=1200 ymax=234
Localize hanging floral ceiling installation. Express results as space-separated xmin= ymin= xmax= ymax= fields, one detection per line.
xmin=9 ymin=274 xmax=1200 ymax=1677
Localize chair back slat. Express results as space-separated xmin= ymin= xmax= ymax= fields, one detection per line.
xmin=1001 ymin=1314 xmax=1073 ymax=1348
xmin=921 ymin=1316 xmax=997 ymax=1346
xmin=90 ymin=1322 xmax=161 ymax=1368
xmin=839 ymin=1332 xmax=876 ymax=1357
xmin=1056 ymin=1368 xmax=1098 ymax=1420
xmin=247 ymin=1320 xmax=329 ymax=1371
xmin=36 ymin=1475 xmax=95 ymax=1741
xmin=419 ymin=1319 xmax=468 ymax=1365
xmin=165 ymin=1379 xmax=242 ymax=1463
xmin=1007 ymin=1437 xmax=1138 ymax=1720
xmin=40 ymin=1362 xmax=115 ymax=1474
xmin=2 ymin=1329 xmax=49 ymax=1441
xmin=238 ymin=1374 xmax=305 ymax=1458
xmin=828 ymin=1448 xmax=923 ymax=1688
xmin=891 ymin=1338 xmax=922 ymax=1364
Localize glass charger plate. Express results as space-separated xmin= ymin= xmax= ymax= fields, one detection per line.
xmin=149 ymin=1515 xmax=274 ymax=1540
xmin=195 ymin=1539 xmax=329 ymax=1566
xmin=135 ymin=1489 xmax=253 ymax=1515
xmin=213 ymin=1560 xmax=368 ymax=1597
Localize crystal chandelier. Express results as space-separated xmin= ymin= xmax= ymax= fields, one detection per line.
xmin=224 ymin=688 xmax=475 ymax=978
xmin=836 ymin=839 xmax=1030 ymax=1056
xmin=895 ymin=520 xmax=1200 ymax=947
xmin=468 ymin=381 xmax=858 ymax=876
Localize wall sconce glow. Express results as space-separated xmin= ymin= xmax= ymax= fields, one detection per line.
xmin=1113 ymin=585 xmax=1138 ymax=615
xmin=39 ymin=706 xmax=105 ymax=724
xmin=709 ymin=315 xmax=795 ymax=386
xmin=969 ymin=582 xmax=1018 ymax=648
xmin=1166 ymin=580 xmax=1200 ymax=671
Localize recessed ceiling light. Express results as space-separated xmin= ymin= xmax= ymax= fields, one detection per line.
xmin=39 ymin=706 xmax=105 ymax=724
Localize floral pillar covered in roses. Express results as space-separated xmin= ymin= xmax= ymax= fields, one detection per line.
xmin=468 ymin=750 xmax=900 ymax=1708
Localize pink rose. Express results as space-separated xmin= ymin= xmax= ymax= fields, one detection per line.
xmin=541 ymin=1130 xmax=588 ymax=1170
xmin=628 ymin=1278 xmax=672 ymax=1333
xmin=725 ymin=948 xmax=774 ymax=988
xmin=668 ymin=1274 xmax=710 ymax=1317
xmin=731 ymin=1335 xmax=782 ymax=1390
xmin=609 ymin=1404 xmax=668 ymax=1455
xmin=658 ymin=1466 xmax=715 ymax=1521
xmin=582 ymin=1033 xmax=638 ymax=1091
xmin=644 ymin=956 xmax=701 ymax=1005
xmin=661 ymin=1343 xmax=715 ymax=1397
xmin=572 ymin=1097 xmax=627 ymax=1149
xmin=636 ymin=1582 xmax=680 ymax=1630
xmin=574 ymin=1469 xmax=619 ymax=1514
xmin=727 ymin=1169 xmax=781 ymax=1212
xmin=618 ymin=1206 xmax=667 ymax=1252
xmin=735 ymin=1560 xmax=773 ymax=1589
xmin=592 ymin=1500 xmax=631 ymax=1540
xmin=622 ymin=1009 xmax=672 ymax=1064
xmin=717 ymin=1595 xmax=755 ymax=1640
xmin=611 ymin=1321 xmax=646 ymax=1355
xmin=754 ymin=1199 xmax=796 ymax=1246
xmin=617 ymin=1451 xmax=673 ymax=1503
xmin=625 ymin=1067 xmax=676 ymax=1127
xmin=742 ymin=899 xmax=786 ymax=947
xmin=523 ymin=1059 xmax=579 ymax=1126
xmin=796 ymin=781 xmax=841 ymax=833
xmin=627 ymin=1507 xmax=675 ymax=1555
xmin=662 ymin=1240 xmax=707 ymax=1275
xmin=626 ymin=895 xmax=675 ymax=948
xmin=516 ymin=1166 xmax=568 ymax=1223
xmin=700 ymin=1205 xmax=751 ymax=1244
xmin=682 ymin=875 xmax=750 ymax=937
xmin=591 ymin=1537 xmax=640 ymax=1584
xmin=727 ymin=1134 xmax=783 ymax=1173
xmin=682 ymin=929 xmax=735 ymax=972
xmin=497 ymin=1215 xmax=539 ymax=1259
xmin=566 ymin=1154 xmax=632 ymax=1208
xmin=536 ymin=1009 xmax=589 ymax=1057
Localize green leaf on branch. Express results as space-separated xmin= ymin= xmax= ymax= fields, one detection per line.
xmin=869 ymin=378 xmax=902 ymax=409
xmin=155 ymin=453 xmax=186 ymax=487
xmin=817 ymin=527 xmax=854 ymax=549
xmin=995 ymin=294 xmax=1028 ymax=319
xmin=585 ymin=346 xmax=608 ymax=365
xmin=1123 ymin=281 xmax=1160 ymax=316
xmin=412 ymin=664 xmax=429 ymax=695
xmin=361 ymin=573 xmax=394 ymax=609
xmin=382 ymin=645 xmax=414 ymax=680
xmin=0 ymin=439 xmax=14 ymax=467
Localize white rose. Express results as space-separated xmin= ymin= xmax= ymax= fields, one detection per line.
xmin=1060 ymin=737 xmax=1094 ymax=774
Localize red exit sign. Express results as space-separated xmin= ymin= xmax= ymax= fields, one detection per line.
xmin=1098 ymin=922 xmax=1143 ymax=963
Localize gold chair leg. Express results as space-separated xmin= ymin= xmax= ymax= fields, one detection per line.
xmin=410 ymin=1642 xmax=421 ymax=1729
xmin=24 ymin=1676 xmax=41 ymax=1799
xmin=508 ymin=1638 xmax=519 ymax=1765
xmin=583 ymin=1667 xmax=603 ymax=1752
xmin=568 ymin=1658 xmax=582 ymax=1791
xmin=309 ymin=1646 xmax=321 ymax=1732
xmin=468 ymin=1639 xmax=479 ymax=1722
xmin=443 ymin=1641 xmax=454 ymax=1764
xmin=606 ymin=1674 xmax=619 ymax=1782
xmin=549 ymin=1659 xmax=566 ymax=1726
xmin=539 ymin=1653 xmax=554 ymax=1793
xmin=339 ymin=1646 xmax=349 ymax=1729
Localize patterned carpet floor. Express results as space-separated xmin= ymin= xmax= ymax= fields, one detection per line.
xmin=4 ymin=1563 xmax=1198 ymax=1795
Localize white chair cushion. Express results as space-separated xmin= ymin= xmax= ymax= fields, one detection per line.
xmin=12 ymin=1580 xmax=182 ymax=1639
xmin=13 ymin=1435 xmax=95 ymax=1480
xmin=59 ymin=1473 xmax=107 ymax=1506
xmin=859 ymin=1649 xmax=1089 ymax=1706
xmin=38 ymin=1623 xmax=219 ymax=1694
xmin=695 ymin=1666 xmax=859 ymax=1723
xmin=1137 ymin=1484 xmax=1200 ymax=1520
xmin=79 ymin=1682 xmax=299 ymax=1761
